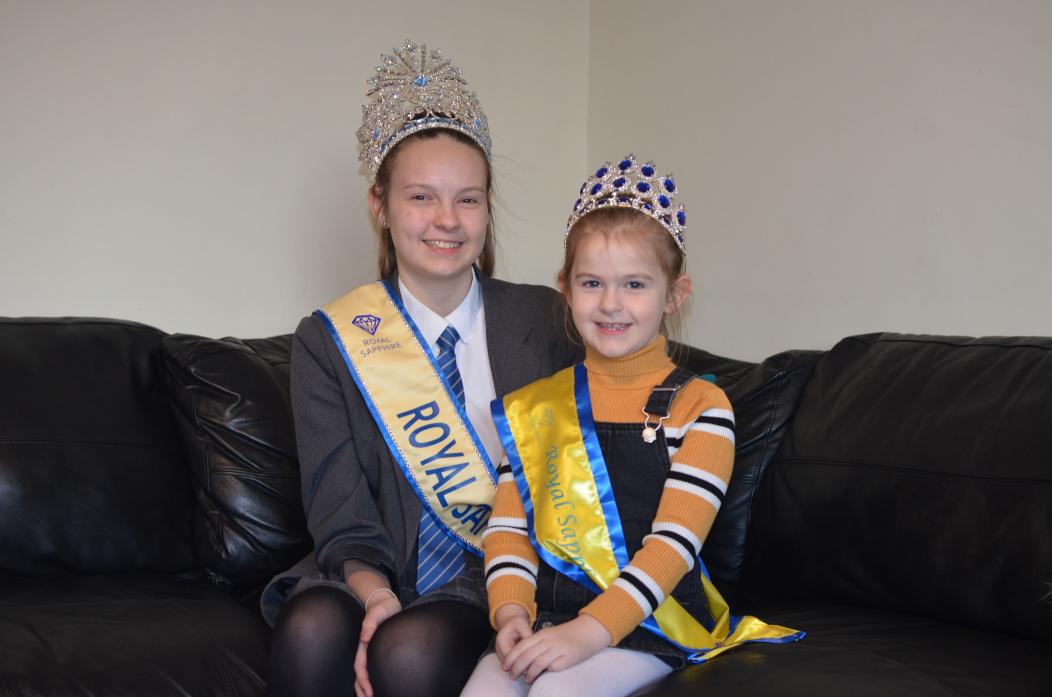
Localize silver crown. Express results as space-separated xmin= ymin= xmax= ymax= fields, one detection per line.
xmin=566 ymin=154 xmax=686 ymax=253
xmin=357 ymin=40 xmax=492 ymax=178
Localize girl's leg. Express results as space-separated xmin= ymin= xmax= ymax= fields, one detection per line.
xmin=460 ymin=653 xmax=530 ymax=697
xmin=528 ymin=647 xmax=673 ymax=697
xmin=266 ymin=585 xmax=364 ymax=697
xmin=367 ymin=600 xmax=492 ymax=697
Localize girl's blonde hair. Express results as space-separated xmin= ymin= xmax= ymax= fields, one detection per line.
xmin=370 ymin=128 xmax=496 ymax=279
xmin=559 ymin=207 xmax=689 ymax=348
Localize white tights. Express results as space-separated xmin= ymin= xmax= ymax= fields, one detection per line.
xmin=460 ymin=648 xmax=672 ymax=697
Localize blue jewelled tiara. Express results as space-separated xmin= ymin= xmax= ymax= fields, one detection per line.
xmin=566 ymin=154 xmax=686 ymax=253
xmin=357 ymin=40 xmax=492 ymax=179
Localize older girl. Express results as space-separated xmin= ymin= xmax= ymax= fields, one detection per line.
xmin=262 ymin=40 xmax=576 ymax=697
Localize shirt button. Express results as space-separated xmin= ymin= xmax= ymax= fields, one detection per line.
xmin=540 ymin=621 xmax=553 ymax=628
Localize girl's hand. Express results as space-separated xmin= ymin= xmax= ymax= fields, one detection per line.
xmin=353 ymin=590 xmax=401 ymax=697
xmin=501 ymin=614 xmax=612 ymax=683
xmin=493 ymin=604 xmax=533 ymax=661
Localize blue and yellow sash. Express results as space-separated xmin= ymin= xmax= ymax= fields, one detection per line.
xmin=491 ymin=364 xmax=804 ymax=662
xmin=317 ymin=281 xmax=495 ymax=555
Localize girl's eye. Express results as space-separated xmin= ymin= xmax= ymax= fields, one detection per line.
xmin=461 ymin=197 xmax=480 ymax=205
xmin=627 ymin=280 xmax=646 ymax=289
xmin=581 ymin=279 xmax=601 ymax=289
xmin=410 ymin=193 xmax=429 ymax=201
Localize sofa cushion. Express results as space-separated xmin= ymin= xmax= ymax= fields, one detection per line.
xmin=679 ymin=346 xmax=821 ymax=589
xmin=644 ymin=602 xmax=1052 ymax=697
xmin=0 ymin=574 xmax=267 ymax=696
xmin=744 ymin=333 xmax=1052 ymax=640
xmin=163 ymin=333 xmax=311 ymax=591
xmin=0 ymin=318 xmax=197 ymax=575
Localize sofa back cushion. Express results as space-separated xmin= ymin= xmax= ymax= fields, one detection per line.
xmin=162 ymin=333 xmax=310 ymax=591
xmin=679 ymin=345 xmax=821 ymax=589
xmin=0 ymin=318 xmax=197 ymax=575
xmin=744 ymin=333 xmax=1052 ymax=640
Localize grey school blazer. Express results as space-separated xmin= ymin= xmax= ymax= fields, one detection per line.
xmin=261 ymin=272 xmax=578 ymax=625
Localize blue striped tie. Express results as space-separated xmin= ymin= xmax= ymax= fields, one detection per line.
xmin=415 ymin=325 xmax=467 ymax=594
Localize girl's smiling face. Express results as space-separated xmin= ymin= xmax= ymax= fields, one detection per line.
xmin=565 ymin=225 xmax=690 ymax=359
xmin=370 ymin=133 xmax=489 ymax=298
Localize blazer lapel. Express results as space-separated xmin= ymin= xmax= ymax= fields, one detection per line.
xmin=480 ymin=274 xmax=538 ymax=397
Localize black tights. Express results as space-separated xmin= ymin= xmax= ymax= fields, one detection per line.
xmin=266 ymin=586 xmax=491 ymax=697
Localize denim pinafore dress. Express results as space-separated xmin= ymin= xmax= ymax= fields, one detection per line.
xmin=533 ymin=368 xmax=705 ymax=669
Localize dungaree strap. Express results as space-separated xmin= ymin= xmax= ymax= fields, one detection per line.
xmin=644 ymin=367 xmax=698 ymax=419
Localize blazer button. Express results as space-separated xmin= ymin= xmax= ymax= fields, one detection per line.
xmin=540 ymin=621 xmax=553 ymax=628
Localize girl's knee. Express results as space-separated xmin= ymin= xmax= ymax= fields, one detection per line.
xmin=525 ymin=672 xmax=568 ymax=697
xmin=275 ymin=586 xmax=361 ymax=645
xmin=367 ymin=607 xmax=489 ymax=697
xmin=460 ymin=654 xmax=514 ymax=697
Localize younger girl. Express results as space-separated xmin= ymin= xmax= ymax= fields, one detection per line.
xmin=463 ymin=156 xmax=802 ymax=697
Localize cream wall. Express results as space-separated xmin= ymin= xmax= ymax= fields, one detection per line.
xmin=3 ymin=2 xmax=1051 ymax=360
xmin=590 ymin=1 xmax=1052 ymax=359
xmin=0 ymin=1 xmax=589 ymax=337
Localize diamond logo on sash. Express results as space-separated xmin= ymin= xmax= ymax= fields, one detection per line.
xmin=352 ymin=314 xmax=381 ymax=335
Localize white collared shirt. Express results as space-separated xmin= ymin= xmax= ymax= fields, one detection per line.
xmin=398 ymin=274 xmax=502 ymax=467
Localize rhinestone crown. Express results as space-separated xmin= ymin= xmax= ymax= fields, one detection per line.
xmin=357 ymin=40 xmax=491 ymax=178
xmin=566 ymin=154 xmax=686 ymax=253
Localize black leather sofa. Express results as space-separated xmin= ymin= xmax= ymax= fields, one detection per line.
xmin=1 ymin=317 xmax=1049 ymax=696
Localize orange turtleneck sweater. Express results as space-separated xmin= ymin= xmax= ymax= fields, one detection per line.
xmin=482 ymin=336 xmax=736 ymax=644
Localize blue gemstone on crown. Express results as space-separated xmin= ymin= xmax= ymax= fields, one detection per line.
xmin=567 ymin=154 xmax=686 ymax=254
xmin=358 ymin=40 xmax=493 ymax=178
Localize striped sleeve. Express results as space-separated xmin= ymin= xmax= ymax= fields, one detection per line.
xmin=580 ymin=382 xmax=735 ymax=644
xmin=483 ymin=460 xmax=539 ymax=627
